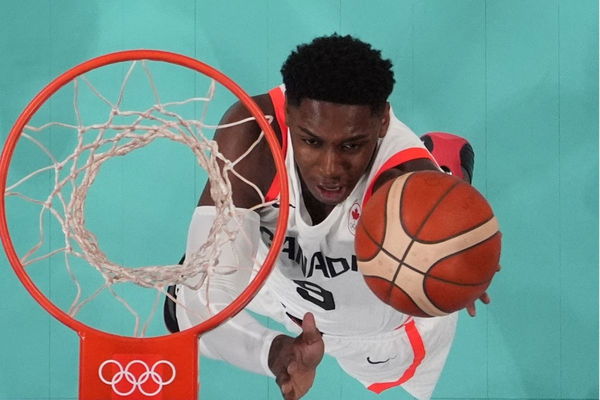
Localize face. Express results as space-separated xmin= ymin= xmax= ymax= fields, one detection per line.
xmin=286 ymin=98 xmax=390 ymax=206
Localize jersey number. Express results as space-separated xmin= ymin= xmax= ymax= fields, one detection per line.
xmin=293 ymin=280 xmax=335 ymax=311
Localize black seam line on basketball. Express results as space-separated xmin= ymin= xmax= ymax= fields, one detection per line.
xmin=356 ymin=177 xmax=456 ymax=276
xmin=364 ymin=272 xmax=441 ymax=316
xmin=356 ymin=176 xmax=392 ymax=263
xmin=405 ymin=215 xmax=498 ymax=245
xmin=421 ymin=231 xmax=501 ymax=286
xmin=364 ymin=262 xmax=493 ymax=287
xmin=360 ymin=218 xmax=499 ymax=285
xmin=400 ymin=176 xmax=464 ymax=244
xmin=392 ymin=176 xmax=464 ymax=286
xmin=358 ymin=214 xmax=497 ymax=258
xmin=357 ymin=219 xmax=388 ymax=263
xmin=363 ymin=232 xmax=500 ymax=287
xmin=363 ymin=267 xmax=491 ymax=287
xmin=368 ymin=276 xmax=429 ymax=317
xmin=359 ymin=246 xmax=428 ymax=277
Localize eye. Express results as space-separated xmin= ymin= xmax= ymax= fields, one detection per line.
xmin=341 ymin=143 xmax=361 ymax=152
xmin=302 ymin=138 xmax=320 ymax=146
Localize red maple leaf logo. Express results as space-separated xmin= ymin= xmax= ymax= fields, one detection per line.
xmin=351 ymin=208 xmax=360 ymax=220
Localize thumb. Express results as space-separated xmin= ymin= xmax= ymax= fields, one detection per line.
xmin=301 ymin=312 xmax=321 ymax=343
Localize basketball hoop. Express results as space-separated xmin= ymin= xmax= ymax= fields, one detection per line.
xmin=0 ymin=50 xmax=289 ymax=398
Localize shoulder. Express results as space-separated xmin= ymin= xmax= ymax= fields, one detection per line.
xmin=197 ymin=90 xmax=284 ymax=208
xmin=363 ymin=111 xmax=439 ymax=200
xmin=375 ymin=110 xmax=436 ymax=171
xmin=218 ymin=91 xmax=284 ymax=147
xmin=221 ymin=93 xmax=275 ymax=128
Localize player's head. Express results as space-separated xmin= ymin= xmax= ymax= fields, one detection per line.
xmin=281 ymin=34 xmax=394 ymax=114
xmin=420 ymin=132 xmax=475 ymax=183
xmin=281 ymin=34 xmax=394 ymax=206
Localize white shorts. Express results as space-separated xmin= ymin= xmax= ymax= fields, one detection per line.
xmin=324 ymin=314 xmax=457 ymax=400
xmin=247 ymin=281 xmax=458 ymax=400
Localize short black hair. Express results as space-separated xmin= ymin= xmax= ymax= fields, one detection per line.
xmin=281 ymin=34 xmax=395 ymax=114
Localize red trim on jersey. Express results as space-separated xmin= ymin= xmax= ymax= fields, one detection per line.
xmin=362 ymin=147 xmax=435 ymax=208
xmin=367 ymin=319 xmax=426 ymax=394
xmin=265 ymin=87 xmax=288 ymax=202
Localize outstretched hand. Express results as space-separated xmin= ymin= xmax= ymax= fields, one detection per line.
xmin=268 ymin=313 xmax=325 ymax=399
xmin=466 ymin=291 xmax=491 ymax=317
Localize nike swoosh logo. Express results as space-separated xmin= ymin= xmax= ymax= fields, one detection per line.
xmin=366 ymin=356 xmax=391 ymax=365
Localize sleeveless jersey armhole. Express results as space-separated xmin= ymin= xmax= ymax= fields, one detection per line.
xmin=265 ymin=86 xmax=288 ymax=202
xmin=361 ymin=147 xmax=436 ymax=208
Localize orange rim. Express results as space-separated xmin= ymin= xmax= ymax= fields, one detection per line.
xmin=0 ymin=49 xmax=289 ymax=340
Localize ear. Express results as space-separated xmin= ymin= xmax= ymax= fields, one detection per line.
xmin=284 ymin=95 xmax=292 ymax=125
xmin=378 ymin=103 xmax=391 ymax=139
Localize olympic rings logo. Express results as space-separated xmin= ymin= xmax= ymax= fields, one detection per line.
xmin=98 ymin=359 xmax=176 ymax=396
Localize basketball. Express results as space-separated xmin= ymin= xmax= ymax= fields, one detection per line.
xmin=355 ymin=171 xmax=501 ymax=317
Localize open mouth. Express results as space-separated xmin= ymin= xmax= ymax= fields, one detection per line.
xmin=315 ymin=184 xmax=345 ymax=203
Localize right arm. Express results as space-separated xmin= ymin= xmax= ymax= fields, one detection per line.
xmin=180 ymin=93 xmax=324 ymax=398
xmin=178 ymin=93 xmax=281 ymax=375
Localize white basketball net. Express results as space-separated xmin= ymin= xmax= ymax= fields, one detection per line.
xmin=5 ymin=60 xmax=274 ymax=335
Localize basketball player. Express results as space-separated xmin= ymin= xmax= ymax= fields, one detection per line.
xmin=165 ymin=35 xmax=487 ymax=400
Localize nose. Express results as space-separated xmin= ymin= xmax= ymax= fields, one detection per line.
xmin=319 ymin=148 xmax=341 ymax=180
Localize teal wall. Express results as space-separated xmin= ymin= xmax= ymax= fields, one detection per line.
xmin=0 ymin=0 xmax=597 ymax=399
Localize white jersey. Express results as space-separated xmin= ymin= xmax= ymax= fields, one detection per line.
xmin=257 ymin=86 xmax=435 ymax=336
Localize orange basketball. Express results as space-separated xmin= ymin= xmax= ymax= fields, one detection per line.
xmin=355 ymin=171 xmax=501 ymax=317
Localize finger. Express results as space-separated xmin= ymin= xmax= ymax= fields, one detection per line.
xmin=301 ymin=313 xmax=321 ymax=343
xmin=281 ymin=383 xmax=295 ymax=400
xmin=279 ymin=376 xmax=295 ymax=399
xmin=302 ymin=312 xmax=317 ymax=331
xmin=466 ymin=302 xmax=476 ymax=317
xmin=276 ymin=373 xmax=290 ymax=389
xmin=480 ymin=292 xmax=491 ymax=304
